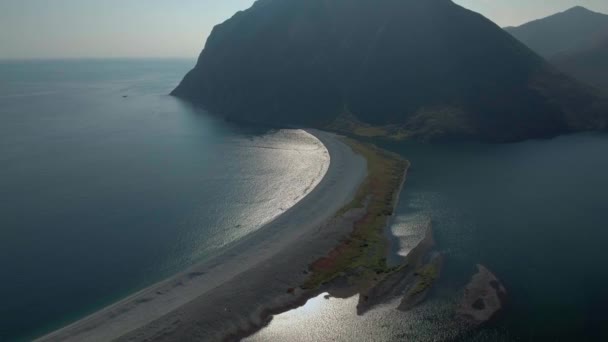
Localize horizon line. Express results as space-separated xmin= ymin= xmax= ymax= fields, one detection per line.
xmin=0 ymin=56 xmax=197 ymax=62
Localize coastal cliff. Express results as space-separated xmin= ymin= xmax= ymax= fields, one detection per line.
xmin=173 ymin=0 xmax=608 ymax=142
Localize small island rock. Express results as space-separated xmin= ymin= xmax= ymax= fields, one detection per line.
xmin=456 ymin=264 xmax=507 ymax=325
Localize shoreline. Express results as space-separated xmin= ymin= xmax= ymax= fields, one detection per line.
xmin=118 ymin=135 xmax=409 ymax=342
xmin=36 ymin=129 xmax=368 ymax=342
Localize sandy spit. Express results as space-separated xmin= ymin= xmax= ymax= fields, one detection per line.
xmin=36 ymin=130 xmax=367 ymax=342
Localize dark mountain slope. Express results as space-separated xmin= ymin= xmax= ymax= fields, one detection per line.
xmin=506 ymin=7 xmax=608 ymax=93
xmin=552 ymin=37 xmax=608 ymax=92
xmin=173 ymin=0 xmax=608 ymax=142
xmin=505 ymin=6 xmax=608 ymax=59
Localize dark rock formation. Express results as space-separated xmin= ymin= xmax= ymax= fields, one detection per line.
xmin=456 ymin=264 xmax=507 ymax=325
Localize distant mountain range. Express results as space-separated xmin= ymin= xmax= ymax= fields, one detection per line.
xmin=506 ymin=6 xmax=608 ymax=92
xmin=173 ymin=0 xmax=608 ymax=142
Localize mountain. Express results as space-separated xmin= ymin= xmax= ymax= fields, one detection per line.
xmin=505 ymin=6 xmax=608 ymax=59
xmin=506 ymin=7 xmax=608 ymax=93
xmin=173 ymin=0 xmax=608 ymax=142
xmin=552 ymin=37 xmax=608 ymax=92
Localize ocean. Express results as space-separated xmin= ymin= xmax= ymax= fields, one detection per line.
xmin=394 ymin=135 xmax=608 ymax=340
xmin=0 ymin=59 xmax=329 ymax=341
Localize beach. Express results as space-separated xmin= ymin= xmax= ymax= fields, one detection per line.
xmin=37 ymin=129 xmax=368 ymax=342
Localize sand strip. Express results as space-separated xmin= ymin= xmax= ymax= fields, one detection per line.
xmin=36 ymin=130 xmax=367 ymax=342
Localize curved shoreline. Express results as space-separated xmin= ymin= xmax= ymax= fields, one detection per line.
xmin=36 ymin=129 xmax=367 ymax=342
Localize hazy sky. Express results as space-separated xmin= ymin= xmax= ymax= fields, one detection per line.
xmin=1 ymin=0 xmax=607 ymax=59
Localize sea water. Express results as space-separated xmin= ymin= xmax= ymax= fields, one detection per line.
xmin=0 ymin=59 xmax=328 ymax=341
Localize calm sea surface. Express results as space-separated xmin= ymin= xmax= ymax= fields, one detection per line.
xmin=250 ymin=134 xmax=608 ymax=341
xmin=0 ymin=60 xmax=329 ymax=341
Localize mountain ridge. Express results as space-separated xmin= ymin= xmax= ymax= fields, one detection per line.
xmin=505 ymin=6 xmax=608 ymax=58
xmin=506 ymin=6 xmax=608 ymax=92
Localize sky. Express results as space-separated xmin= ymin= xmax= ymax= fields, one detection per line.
xmin=1 ymin=0 xmax=608 ymax=59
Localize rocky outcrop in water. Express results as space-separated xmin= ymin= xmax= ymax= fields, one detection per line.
xmin=356 ymin=223 xmax=441 ymax=314
xmin=456 ymin=264 xmax=507 ymax=325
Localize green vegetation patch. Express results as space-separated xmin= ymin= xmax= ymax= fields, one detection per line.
xmin=327 ymin=107 xmax=478 ymax=142
xmin=326 ymin=112 xmax=411 ymax=141
xmin=408 ymin=262 xmax=439 ymax=297
xmin=303 ymin=137 xmax=409 ymax=289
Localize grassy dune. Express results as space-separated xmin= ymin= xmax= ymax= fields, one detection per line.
xmin=303 ymin=137 xmax=409 ymax=290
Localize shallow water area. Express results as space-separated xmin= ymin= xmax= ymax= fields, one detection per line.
xmin=246 ymin=292 xmax=461 ymax=341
